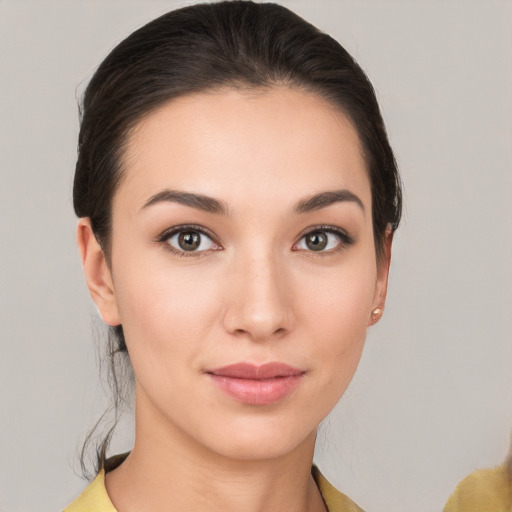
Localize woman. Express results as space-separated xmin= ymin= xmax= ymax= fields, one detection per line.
xmin=66 ymin=1 xmax=401 ymax=511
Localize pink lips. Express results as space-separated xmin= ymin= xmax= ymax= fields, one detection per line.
xmin=207 ymin=362 xmax=305 ymax=405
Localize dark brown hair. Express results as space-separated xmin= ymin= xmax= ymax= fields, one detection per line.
xmin=74 ymin=0 xmax=402 ymax=477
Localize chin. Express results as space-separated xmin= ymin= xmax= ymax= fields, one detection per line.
xmin=195 ymin=414 xmax=318 ymax=462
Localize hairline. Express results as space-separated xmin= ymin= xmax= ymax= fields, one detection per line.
xmin=98 ymin=81 xmax=383 ymax=262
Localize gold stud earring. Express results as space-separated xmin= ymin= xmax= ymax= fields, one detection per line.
xmin=371 ymin=307 xmax=383 ymax=321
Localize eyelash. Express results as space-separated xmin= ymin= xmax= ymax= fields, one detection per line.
xmin=156 ymin=224 xmax=354 ymax=257
xmin=156 ymin=224 xmax=221 ymax=258
xmin=293 ymin=225 xmax=354 ymax=255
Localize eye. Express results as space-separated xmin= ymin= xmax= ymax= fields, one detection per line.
xmin=295 ymin=227 xmax=353 ymax=253
xmin=160 ymin=226 xmax=220 ymax=255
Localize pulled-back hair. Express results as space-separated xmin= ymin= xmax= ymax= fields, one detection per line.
xmin=74 ymin=0 xmax=402 ymax=477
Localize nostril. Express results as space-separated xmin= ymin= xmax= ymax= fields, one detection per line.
xmin=227 ymin=323 xmax=289 ymax=341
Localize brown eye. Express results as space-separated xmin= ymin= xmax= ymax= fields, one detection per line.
xmin=166 ymin=228 xmax=217 ymax=253
xmin=296 ymin=227 xmax=352 ymax=253
xmin=305 ymin=232 xmax=328 ymax=251
xmin=178 ymin=231 xmax=201 ymax=251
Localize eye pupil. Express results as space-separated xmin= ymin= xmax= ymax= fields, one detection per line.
xmin=178 ymin=231 xmax=201 ymax=251
xmin=306 ymin=232 xmax=328 ymax=251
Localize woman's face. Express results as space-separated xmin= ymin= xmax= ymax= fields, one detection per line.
xmin=81 ymin=87 xmax=390 ymax=461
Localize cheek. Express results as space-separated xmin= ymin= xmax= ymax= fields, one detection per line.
xmin=300 ymin=256 xmax=377 ymax=334
xmin=111 ymin=252 xmax=223 ymax=368
xmin=297 ymin=257 xmax=377 ymax=386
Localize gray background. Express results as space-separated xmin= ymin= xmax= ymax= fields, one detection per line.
xmin=1 ymin=1 xmax=511 ymax=511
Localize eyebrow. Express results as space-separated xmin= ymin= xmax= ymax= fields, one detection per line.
xmin=140 ymin=188 xmax=364 ymax=216
xmin=294 ymin=189 xmax=365 ymax=214
xmin=141 ymin=190 xmax=229 ymax=215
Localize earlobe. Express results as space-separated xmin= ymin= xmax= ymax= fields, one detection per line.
xmin=76 ymin=218 xmax=121 ymax=326
xmin=368 ymin=226 xmax=393 ymax=326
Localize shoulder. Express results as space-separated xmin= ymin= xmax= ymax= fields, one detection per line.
xmin=312 ymin=466 xmax=365 ymax=512
xmin=443 ymin=463 xmax=512 ymax=512
xmin=63 ymin=469 xmax=116 ymax=512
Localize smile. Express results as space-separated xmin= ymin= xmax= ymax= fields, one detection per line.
xmin=207 ymin=362 xmax=305 ymax=405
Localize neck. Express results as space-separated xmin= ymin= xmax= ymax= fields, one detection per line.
xmin=105 ymin=388 xmax=326 ymax=512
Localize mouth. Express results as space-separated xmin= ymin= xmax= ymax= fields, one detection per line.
xmin=207 ymin=362 xmax=305 ymax=405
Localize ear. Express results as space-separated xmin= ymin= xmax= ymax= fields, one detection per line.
xmin=368 ymin=226 xmax=393 ymax=326
xmin=77 ymin=218 xmax=121 ymax=326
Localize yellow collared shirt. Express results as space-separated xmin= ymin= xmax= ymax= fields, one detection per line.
xmin=64 ymin=464 xmax=364 ymax=512
xmin=444 ymin=463 xmax=512 ymax=512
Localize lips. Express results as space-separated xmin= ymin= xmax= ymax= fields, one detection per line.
xmin=207 ymin=362 xmax=305 ymax=405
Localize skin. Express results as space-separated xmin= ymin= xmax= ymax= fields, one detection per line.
xmin=78 ymin=86 xmax=392 ymax=512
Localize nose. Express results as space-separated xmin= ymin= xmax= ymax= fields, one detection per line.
xmin=222 ymin=250 xmax=294 ymax=342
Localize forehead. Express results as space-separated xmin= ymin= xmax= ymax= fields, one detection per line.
xmin=117 ymin=86 xmax=371 ymax=212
